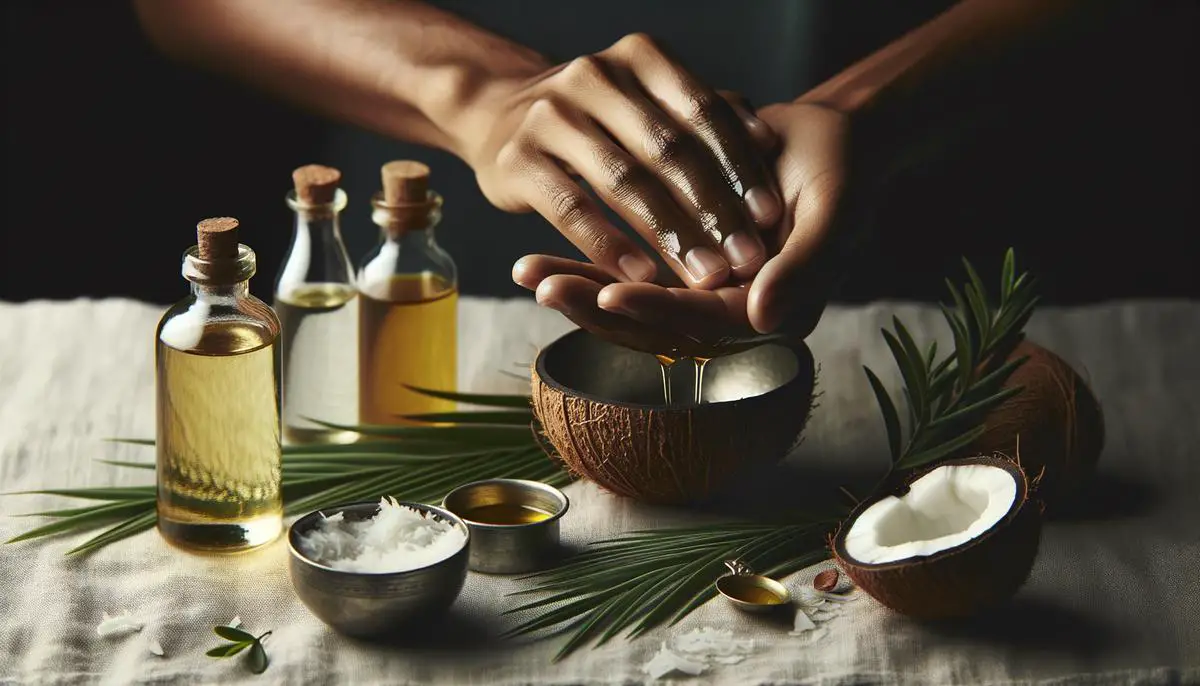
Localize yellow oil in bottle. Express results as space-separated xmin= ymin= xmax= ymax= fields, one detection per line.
xmin=358 ymin=273 xmax=457 ymax=424
xmin=276 ymin=283 xmax=359 ymax=444
xmin=156 ymin=319 xmax=282 ymax=552
xmin=459 ymin=503 xmax=554 ymax=525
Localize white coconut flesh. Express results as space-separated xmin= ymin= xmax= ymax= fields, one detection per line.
xmin=843 ymin=464 xmax=1018 ymax=565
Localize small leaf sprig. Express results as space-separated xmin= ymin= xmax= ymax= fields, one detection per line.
xmin=863 ymin=247 xmax=1039 ymax=475
xmin=207 ymin=624 xmax=272 ymax=674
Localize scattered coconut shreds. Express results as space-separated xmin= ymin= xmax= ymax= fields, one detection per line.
xmin=790 ymin=609 xmax=817 ymax=634
xmin=642 ymin=627 xmax=758 ymax=680
xmin=791 ymin=626 xmax=830 ymax=645
xmin=96 ymin=611 xmax=144 ymax=638
xmin=811 ymin=609 xmax=838 ymax=622
xmin=147 ymin=637 xmax=165 ymax=657
xmin=228 ymin=616 xmax=242 ymax=629
xmin=643 ymin=644 xmax=707 ymax=680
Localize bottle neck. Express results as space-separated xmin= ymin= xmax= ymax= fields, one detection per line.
xmin=191 ymin=281 xmax=250 ymax=299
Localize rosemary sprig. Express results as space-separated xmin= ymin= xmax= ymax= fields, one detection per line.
xmin=3 ymin=386 xmax=568 ymax=555
xmin=502 ymin=248 xmax=1041 ymax=662
xmin=864 ymin=248 xmax=1038 ymax=472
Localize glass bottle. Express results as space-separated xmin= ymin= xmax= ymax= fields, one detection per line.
xmin=275 ymin=164 xmax=359 ymax=445
xmin=357 ymin=160 xmax=458 ymax=425
xmin=155 ymin=217 xmax=282 ymax=553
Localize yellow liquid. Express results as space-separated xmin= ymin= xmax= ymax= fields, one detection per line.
xmin=276 ymin=284 xmax=359 ymax=445
xmin=359 ymin=273 xmax=457 ymax=425
xmin=156 ymin=319 xmax=282 ymax=553
xmin=734 ymin=587 xmax=784 ymax=605
xmin=654 ymin=353 xmax=710 ymax=406
xmin=722 ymin=579 xmax=785 ymax=605
xmin=460 ymin=503 xmax=553 ymax=525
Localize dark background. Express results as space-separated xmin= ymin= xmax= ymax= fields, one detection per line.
xmin=3 ymin=0 xmax=1196 ymax=307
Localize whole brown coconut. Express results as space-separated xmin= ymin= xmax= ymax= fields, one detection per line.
xmin=833 ymin=456 xmax=1042 ymax=620
xmin=531 ymin=329 xmax=816 ymax=505
xmin=965 ymin=339 xmax=1105 ymax=506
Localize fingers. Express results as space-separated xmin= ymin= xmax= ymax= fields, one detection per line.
xmin=597 ymin=282 xmax=752 ymax=341
xmin=532 ymin=274 xmax=689 ymax=355
xmin=526 ymin=97 xmax=730 ymax=288
xmin=608 ymin=34 xmax=783 ymax=234
xmin=504 ymin=150 xmax=659 ymax=284
xmin=717 ymin=90 xmax=778 ymax=153
xmin=512 ymin=254 xmax=616 ymax=291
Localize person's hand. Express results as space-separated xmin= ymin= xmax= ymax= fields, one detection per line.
xmin=512 ymin=100 xmax=861 ymax=354
xmin=465 ymin=33 xmax=783 ymax=291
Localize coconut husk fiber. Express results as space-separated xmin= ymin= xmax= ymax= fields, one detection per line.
xmin=965 ymin=339 xmax=1105 ymax=507
xmin=832 ymin=456 xmax=1043 ymax=620
xmin=531 ymin=339 xmax=816 ymax=506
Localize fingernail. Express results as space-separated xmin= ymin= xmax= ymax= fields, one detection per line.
xmin=512 ymin=258 xmax=535 ymax=289
xmin=683 ymin=246 xmax=728 ymax=283
xmin=745 ymin=186 xmax=781 ymax=226
xmin=723 ymin=232 xmax=765 ymax=270
xmin=619 ymin=254 xmax=657 ymax=283
xmin=535 ymin=282 xmax=567 ymax=313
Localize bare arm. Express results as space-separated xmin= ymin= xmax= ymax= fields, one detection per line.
xmin=134 ymin=0 xmax=782 ymax=290
xmin=132 ymin=0 xmax=549 ymax=159
xmin=796 ymin=0 xmax=1129 ymax=168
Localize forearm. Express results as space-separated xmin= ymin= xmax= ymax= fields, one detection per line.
xmin=797 ymin=0 xmax=1127 ymax=169
xmin=132 ymin=0 xmax=549 ymax=159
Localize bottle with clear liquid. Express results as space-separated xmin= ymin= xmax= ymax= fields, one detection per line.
xmin=358 ymin=160 xmax=458 ymax=425
xmin=155 ymin=217 xmax=282 ymax=553
xmin=275 ymin=164 xmax=359 ymax=445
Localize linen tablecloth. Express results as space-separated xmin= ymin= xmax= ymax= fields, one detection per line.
xmin=1 ymin=296 xmax=1197 ymax=686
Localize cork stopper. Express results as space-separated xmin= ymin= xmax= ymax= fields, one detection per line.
xmin=196 ymin=217 xmax=240 ymax=260
xmin=292 ymin=164 xmax=341 ymax=205
xmin=381 ymin=160 xmax=430 ymax=206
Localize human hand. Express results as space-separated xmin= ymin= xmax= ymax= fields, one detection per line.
xmin=512 ymin=100 xmax=861 ymax=354
xmin=465 ymin=33 xmax=783 ymax=291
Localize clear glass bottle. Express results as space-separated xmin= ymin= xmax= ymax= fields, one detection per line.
xmin=275 ymin=164 xmax=359 ymax=445
xmin=357 ymin=160 xmax=458 ymax=425
xmin=155 ymin=217 xmax=282 ymax=553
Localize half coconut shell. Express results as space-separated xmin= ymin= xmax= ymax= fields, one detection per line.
xmin=531 ymin=328 xmax=816 ymax=505
xmin=832 ymin=456 xmax=1042 ymax=620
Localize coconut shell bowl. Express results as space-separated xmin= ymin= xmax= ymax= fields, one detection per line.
xmin=530 ymin=328 xmax=816 ymax=505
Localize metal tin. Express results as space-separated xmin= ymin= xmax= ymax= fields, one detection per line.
xmin=287 ymin=500 xmax=469 ymax=637
xmin=442 ymin=478 xmax=569 ymax=574
xmin=715 ymin=559 xmax=792 ymax=613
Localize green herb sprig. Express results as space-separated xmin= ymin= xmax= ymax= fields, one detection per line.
xmin=207 ymin=625 xmax=272 ymax=674
xmin=3 ymin=249 xmax=1040 ymax=665
xmin=863 ymin=248 xmax=1038 ymax=475
xmin=504 ymin=248 xmax=1040 ymax=661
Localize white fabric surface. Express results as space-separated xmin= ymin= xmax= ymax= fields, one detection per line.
xmin=1 ymin=296 xmax=1197 ymax=686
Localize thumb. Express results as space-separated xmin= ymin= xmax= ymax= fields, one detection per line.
xmin=746 ymin=171 xmax=849 ymax=335
xmin=717 ymin=90 xmax=778 ymax=153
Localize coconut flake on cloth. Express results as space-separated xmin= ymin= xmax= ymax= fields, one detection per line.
xmin=642 ymin=627 xmax=758 ymax=679
xmin=96 ymin=611 xmax=144 ymax=638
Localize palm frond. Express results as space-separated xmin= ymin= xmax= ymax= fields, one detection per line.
xmin=3 ymin=389 xmax=564 ymax=555
xmin=502 ymin=519 xmax=832 ymax=662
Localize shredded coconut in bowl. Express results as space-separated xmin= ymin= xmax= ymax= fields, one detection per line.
xmin=297 ymin=497 xmax=466 ymax=573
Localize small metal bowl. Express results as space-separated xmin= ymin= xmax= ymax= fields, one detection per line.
xmin=442 ymin=479 xmax=569 ymax=574
xmin=716 ymin=560 xmax=793 ymax=614
xmin=287 ymin=500 xmax=470 ymax=637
